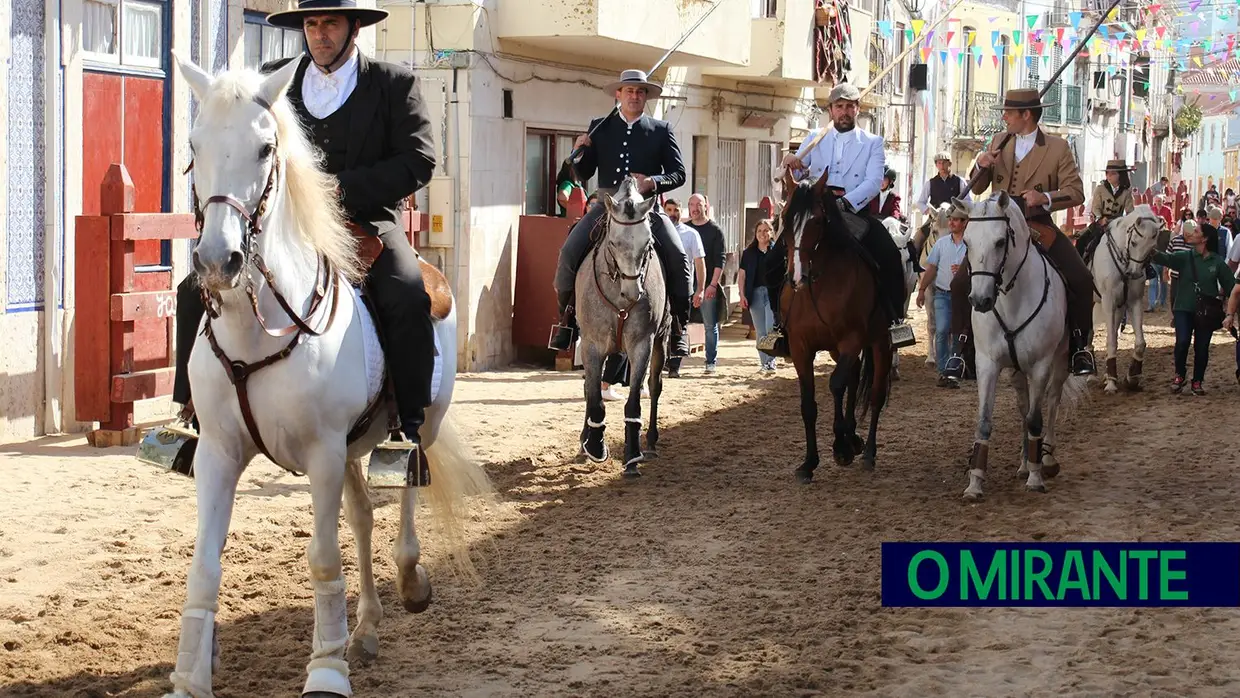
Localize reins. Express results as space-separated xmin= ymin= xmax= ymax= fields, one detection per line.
xmin=591 ymin=213 xmax=654 ymax=351
xmin=966 ymin=214 xmax=1051 ymax=373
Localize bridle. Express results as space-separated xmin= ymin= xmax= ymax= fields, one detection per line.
xmin=1104 ymin=217 xmax=1158 ymax=282
xmin=592 ymin=210 xmax=654 ymax=350
xmin=965 ymin=212 xmax=1051 ymax=373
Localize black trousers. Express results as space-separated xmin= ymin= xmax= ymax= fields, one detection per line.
xmin=173 ymin=227 xmax=436 ymax=441
xmin=765 ymin=213 xmax=907 ymax=323
xmin=554 ymin=201 xmax=692 ymax=317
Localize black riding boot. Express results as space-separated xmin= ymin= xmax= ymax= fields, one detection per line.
xmin=859 ymin=219 xmax=916 ymax=348
xmin=173 ymin=274 xmax=204 ymax=429
xmin=549 ymin=203 xmax=606 ymax=351
xmin=649 ymin=209 xmax=693 ymax=358
xmin=370 ymin=229 xmax=437 ymax=462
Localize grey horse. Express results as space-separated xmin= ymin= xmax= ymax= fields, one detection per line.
xmin=576 ymin=176 xmax=670 ymax=477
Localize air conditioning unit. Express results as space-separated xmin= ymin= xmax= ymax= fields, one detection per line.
xmin=1090 ymin=96 xmax=1118 ymax=113
xmin=1046 ymin=10 xmax=1071 ymax=27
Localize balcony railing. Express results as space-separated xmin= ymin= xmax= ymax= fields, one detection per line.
xmin=955 ymin=92 xmax=1004 ymax=140
xmin=1065 ymin=85 xmax=1084 ymax=125
xmin=868 ymin=31 xmax=896 ymax=97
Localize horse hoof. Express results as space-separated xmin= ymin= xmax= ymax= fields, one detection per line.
xmin=850 ymin=434 xmax=865 ymax=452
xmin=622 ymin=465 xmax=642 ymax=478
xmin=962 ymin=489 xmax=984 ymax=501
xmin=1026 ymin=483 xmax=1047 ymax=493
xmin=833 ymin=453 xmax=853 ymax=467
xmin=860 ymin=455 xmax=876 ymax=471
xmin=399 ymin=564 xmax=433 ymax=614
xmin=642 ymin=449 xmax=659 ymax=460
xmin=1103 ymin=383 xmax=1118 ymax=394
xmin=1042 ymin=462 xmax=1060 ymax=479
xmin=346 ymin=633 xmax=379 ymax=664
xmin=794 ymin=469 xmax=814 ymax=484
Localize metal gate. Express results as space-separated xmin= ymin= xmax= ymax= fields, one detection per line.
xmin=714 ymin=138 xmax=744 ymax=251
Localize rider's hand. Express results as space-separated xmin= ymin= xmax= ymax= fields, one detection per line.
xmin=1226 ymin=314 xmax=1236 ymax=331
xmin=632 ymin=173 xmax=656 ymax=195
xmin=977 ymin=148 xmax=1000 ymax=168
xmin=1020 ymin=189 xmax=1050 ymax=209
xmin=574 ymin=134 xmax=592 ymax=150
xmin=781 ymin=154 xmax=805 ymax=171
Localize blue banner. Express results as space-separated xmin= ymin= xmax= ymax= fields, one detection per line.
xmin=882 ymin=543 xmax=1240 ymax=607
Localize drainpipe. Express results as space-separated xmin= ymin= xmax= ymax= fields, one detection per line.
xmin=449 ymin=65 xmax=465 ymax=364
xmin=44 ymin=0 xmax=64 ymax=435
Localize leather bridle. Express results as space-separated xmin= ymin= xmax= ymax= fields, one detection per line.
xmin=965 ymin=214 xmax=1051 ymax=373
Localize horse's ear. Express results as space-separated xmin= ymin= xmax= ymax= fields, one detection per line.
xmin=811 ymin=166 xmax=831 ymax=199
xmin=601 ymin=191 xmax=617 ymax=215
xmin=996 ymin=190 xmax=1011 ymax=210
xmin=173 ymin=49 xmax=213 ymax=102
xmin=635 ymin=193 xmax=659 ymax=218
xmin=257 ymin=56 xmax=302 ymax=110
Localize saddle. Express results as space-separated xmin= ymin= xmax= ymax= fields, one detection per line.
xmin=352 ymin=228 xmax=454 ymax=320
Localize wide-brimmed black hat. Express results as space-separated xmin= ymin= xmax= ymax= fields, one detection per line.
xmin=267 ymin=0 xmax=388 ymax=30
xmin=991 ymin=87 xmax=1056 ymax=110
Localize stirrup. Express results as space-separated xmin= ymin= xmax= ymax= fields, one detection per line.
xmin=756 ymin=326 xmax=785 ymax=354
xmin=1070 ymin=348 xmax=1097 ymax=376
xmin=889 ymin=321 xmax=916 ymax=349
xmin=943 ymin=354 xmax=967 ymax=380
xmin=547 ymin=322 xmax=576 ymax=352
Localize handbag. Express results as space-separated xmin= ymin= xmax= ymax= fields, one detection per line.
xmin=1186 ymin=254 xmax=1226 ymax=333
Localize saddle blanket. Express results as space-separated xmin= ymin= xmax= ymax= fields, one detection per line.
xmin=351 ymin=283 xmax=444 ymax=408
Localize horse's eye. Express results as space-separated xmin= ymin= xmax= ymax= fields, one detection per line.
xmin=259 ymin=143 xmax=274 ymax=160
xmin=994 ymin=239 xmax=1005 ymax=250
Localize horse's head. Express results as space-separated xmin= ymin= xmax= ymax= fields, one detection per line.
xmin=601 ymin=176 xmax=658 ymax=304
xmin=927 ymin=202 xmax=953 ymax=241
xmin=1115 ymin=204 xmax=1163 ymax=270
xmin=175 ymin=52 xmax=301 ymax=292
xmin=955 ymin=191 xmax=1026 ymax=312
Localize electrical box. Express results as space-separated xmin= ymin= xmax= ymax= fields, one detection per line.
xmin=427 ymin=176 xmax=454 ymax=248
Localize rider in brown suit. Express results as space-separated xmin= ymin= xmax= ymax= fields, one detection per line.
xmin=942 ymin=88 xmax=1097 ymax=379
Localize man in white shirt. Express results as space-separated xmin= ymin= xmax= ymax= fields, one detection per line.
xmin=759 ymin=83 xmax=914 ymax=354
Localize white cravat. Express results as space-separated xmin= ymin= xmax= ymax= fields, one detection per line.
xmin=302 ymin=49 xmax=360 ymax=120
xmin=1014 ymin=129 xmax=1039 ymax=163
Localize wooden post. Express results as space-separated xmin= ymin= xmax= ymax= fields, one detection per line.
xmin=77 ymin=163 xmax=198 ymax=447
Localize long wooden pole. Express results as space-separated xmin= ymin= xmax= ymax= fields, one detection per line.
xmin=965 ymin=0 xmax=1124 ymax=191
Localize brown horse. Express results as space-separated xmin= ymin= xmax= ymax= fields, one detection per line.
xmin=774 ymin=168 xmax=895 ymax=483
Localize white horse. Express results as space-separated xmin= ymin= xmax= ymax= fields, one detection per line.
xmin=168 ymin=54 xmax=492 ymax=698
xmin=954 ymin=193 xmax=1088 ymax=500
xmin=1086 ymin=205 xmax=1163 ymax=393
xmin=882 ymin=217 xmax=919 ymax=379
xmin=921 ymin=204 xmax=953 ymax=365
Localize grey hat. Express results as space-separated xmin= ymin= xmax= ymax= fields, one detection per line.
xmin=827 ymin=83 xmax=861 ymax=104
xmin=604 ymin=69 xmax=663 ymax=100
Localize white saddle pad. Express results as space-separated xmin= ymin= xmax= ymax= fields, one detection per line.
xmin=351 ymin=284 xmax=443 ymax=406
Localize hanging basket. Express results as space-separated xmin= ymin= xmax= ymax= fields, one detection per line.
xmin=815 ymin=6 xmax=832 ymax=27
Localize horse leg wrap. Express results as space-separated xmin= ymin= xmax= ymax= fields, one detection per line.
xmin=968 ymin=441 xmax=989 ymax=472
xmin=304 ymin=577 xmax=351 ymax=696
xmin=587 ymin=418 xmax=605 ymax=429
xmin=1024 ymin=435 xmax=1042 ymax=466
xmin=169 ymin=607 xmax=218 ymax=698
xmin=1106 ymin=357 xmax=1118 ymax=381
xmin=1128 ymin=359 xmax=1143 ymax=377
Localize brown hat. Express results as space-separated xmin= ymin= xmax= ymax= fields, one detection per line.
xmin=1104 ymin=159 xmax=1135 ymax=172
xmin=991 ymin=87 xmax=1056 ymax=110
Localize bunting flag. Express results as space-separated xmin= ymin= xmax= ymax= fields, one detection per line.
xmin=1026 ymin=14 xmax=1038 ymax=29
xmin=991 ymin=30 xmax=1000 ymax=48
xmin=967 ymin=29 xmax=976 ymax=46
xmin=992 ymin=54 xmax=1000 ymax=68
xmin=912 ymin=19 xmax=926 ymax=36
xmin=946 ymin=30 xmax=956 ymax=46
xmin=1069 ymin=11 xmax=1082 ymax=29
xmin=921 ymin=46 xmax=933 ymax=62
xmin=877 ymin=20 xmax=892 ymax=36
xmin=905 ymin=28 xmax=914 ymax=44
xmin=1013 ymin=30 xmax=1022 ymax=46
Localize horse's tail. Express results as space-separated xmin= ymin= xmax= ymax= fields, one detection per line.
xmin=420 ymin=411 xmax=496 ymax=584
xmin=856 ymin=346 xmax=875 ymax=422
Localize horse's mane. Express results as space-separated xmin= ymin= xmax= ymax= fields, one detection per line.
xmin=783 ymin=179 xmax=855 ymax=251
xmin=201 ymin=70 xmax=363 ymax=282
